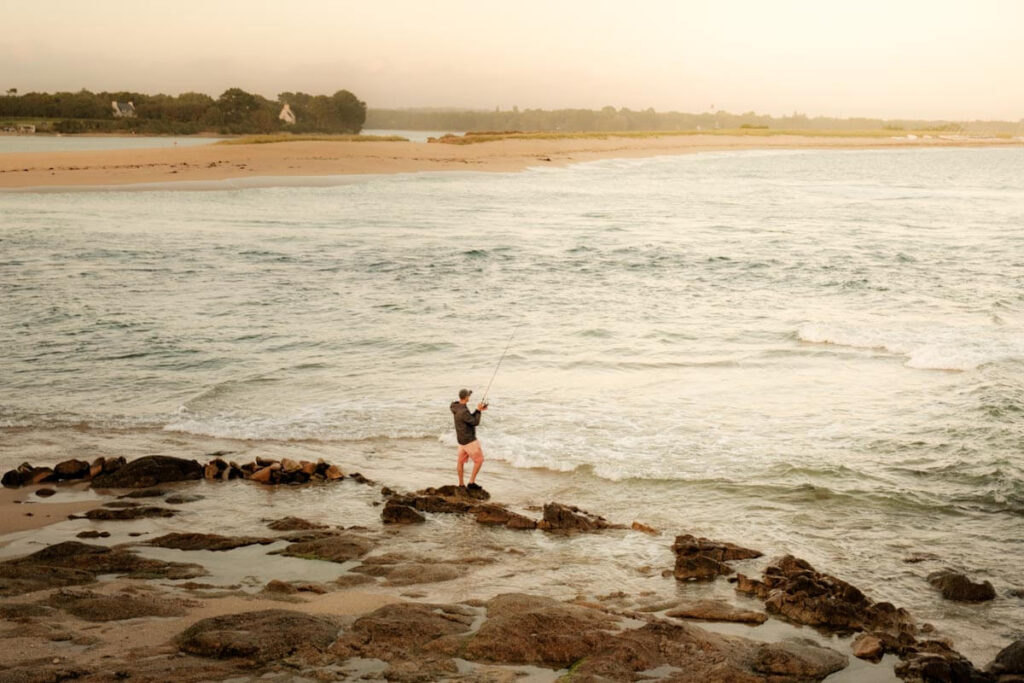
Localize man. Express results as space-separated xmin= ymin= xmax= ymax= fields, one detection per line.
xmin=450 ymin=388 xmax=487 ymax=489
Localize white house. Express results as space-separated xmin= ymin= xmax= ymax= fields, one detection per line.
xmin=112 ymin=101 xmax=136 ymax=118
xmin=278 ymin=103 xmax=296 ymax=125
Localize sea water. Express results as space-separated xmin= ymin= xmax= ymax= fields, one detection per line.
xmin=1 ymin=146 xmax=1021 ymax=664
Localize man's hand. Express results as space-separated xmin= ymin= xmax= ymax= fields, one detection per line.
xmin=477 ymin=402 xmax=488 ymax=411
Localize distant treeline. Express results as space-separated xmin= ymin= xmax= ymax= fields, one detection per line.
xmin=0 ymin=88 xmax=365 ymax=135
xmin=367 ymin=106 xmax=1020 ymax=134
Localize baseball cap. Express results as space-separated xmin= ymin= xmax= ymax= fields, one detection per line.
xmin=458 ymin=388 xmax=472 ymax=399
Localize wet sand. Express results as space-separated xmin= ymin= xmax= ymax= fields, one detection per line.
xmin=0 ymin=487 xmax=97 ymax=537
xmin=1 ymin=134 xmax=1020 ymax=190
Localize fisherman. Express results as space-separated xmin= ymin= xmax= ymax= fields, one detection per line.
xmin=450 ymin=388 xmax=487 ymax=490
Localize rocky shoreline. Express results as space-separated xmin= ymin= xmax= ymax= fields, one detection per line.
xmin=1 ymin=455 xmax=1020 ymax=682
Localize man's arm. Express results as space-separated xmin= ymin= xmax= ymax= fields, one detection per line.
xmin=461 ymin=407 xmax=482 ymax=426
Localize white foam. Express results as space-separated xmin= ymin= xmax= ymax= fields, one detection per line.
xmin=797 ymin=322 xmax=1023 ymax=372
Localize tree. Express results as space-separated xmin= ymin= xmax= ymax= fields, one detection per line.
xmin=5 ymin=88 xmax=16 ymax=97
xmin=217 ymin=87 xmax=260 ymax=124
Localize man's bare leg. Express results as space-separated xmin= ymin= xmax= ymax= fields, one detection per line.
xmin=457 ymin=458 xmax=466 ymax=487
xmin=469 ymin=459 xmax=482 ymax=485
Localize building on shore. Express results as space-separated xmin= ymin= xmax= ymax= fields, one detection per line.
xmin=112 ymin=101 xmax=136 ymax=118
xmin=279 ymin=103 xmax=296 ymax=125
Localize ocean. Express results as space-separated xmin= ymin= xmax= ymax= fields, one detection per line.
xmin=1 ymin=146 xmax=1021 ymax=666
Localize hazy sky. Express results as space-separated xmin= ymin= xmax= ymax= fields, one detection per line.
xmin=4 ymin=0 xmax=1022 ymax=120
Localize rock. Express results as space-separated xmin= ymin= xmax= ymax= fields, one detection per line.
xmin=28 ymin=467 xmax=57 ymax=485
xmin=473 ymin=504 xmax=537 ymax=530
xmin=896 ymin=640 xmax=993 ymax=682
xmin=273 ymin=532 xmax=374 ymax=563
xmin=176 ymin=609 xmax=339 ymax=663
xmin=82 ymin=506 xmax=176 ymax=520
xmin=147 ymin=532 xmax=276 ymax=551
xmin=49 ymin=589 xmax=188 ymax=621
xmin=280 ymin=458 xmax=301 ymax=473
xmin=324 ymin=465 xmax=344 ymax=480
xmin=353 ymin=562 xmax=468 ymax=586
xmin=35 ymin=487 xmax=56 ymax=497
xmin=674 ymin=554 xmax=734 ymax=582
xmin=266 ymin=516 xmax=328 ymax=531
xmin=853 ymin=634 xmax=885 ymax=661
xmin=75 ymin=530 xmax=110 ymax=539
xmin=349 ymin=472 xmax=373 ymax=484
xmin=665 ymin=599 xmax=768 ymax=624
xmin=988 ymin=638 xmax=1024 ymax=676
xmin=120 ymin=487 xmax=169 ymax=498
xmin=90 ymin=455 xmax=203 ymax=489
xmin=165 ymin=493 xmax=204 ymax=504
xmin=53 ymin=459 xmax=90 ymax=480
xmin=752 ymin=638 xmax=849 ymax=679
xmin=672 ymin=534 xmax=763 ymax=562
xmin=0 ymin=603 xmax=53 ymax=619
xmin=754 ymin=555 xmax=916 ymax=639
xmin=631 ymin=521 xmax=659 ymax=535
xmin=0 ymin=541 xmax=205 ymax=595
xmin=537 ymin=502 xmax=613 ymax=533
xmin=330 ymin=602 xmax=475 ymax=662
xmin=733 ymin=573 xmax=771 ymax=599
xmin=461 ymin=593 xmax=618 ymax=667
xmin=928 ymin=570 xmax=997 ymax=602
xmin=262 ymin=579 xmax=298 ymax=594
xmin=1 ymin=469 xmax=24 ymax=487
xmin=382 ymin=501 xmax=426 ymax=524
xmin=249 ymin=465 xmax=275 ymax=483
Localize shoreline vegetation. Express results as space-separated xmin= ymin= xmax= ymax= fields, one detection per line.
xmin=1 ymin=130 xmax=1022 ymax=190
xmin=1 ymin=454 xmax=1020 ymax=682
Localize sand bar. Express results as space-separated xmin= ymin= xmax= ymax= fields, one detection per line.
xmin=1 ymin=134 xmax=1021 ymax=190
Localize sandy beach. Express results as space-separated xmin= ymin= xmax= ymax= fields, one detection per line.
xmin=1 ymin=133 xmax=1021 ymax=190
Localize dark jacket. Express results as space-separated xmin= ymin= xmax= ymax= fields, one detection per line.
xmin=450 ymin=401 xmax=482 ymax=445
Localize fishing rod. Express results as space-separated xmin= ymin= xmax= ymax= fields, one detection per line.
xmin=479 ymin=321 xmax=522 ymax=407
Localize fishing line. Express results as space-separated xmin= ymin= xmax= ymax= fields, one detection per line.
xmin=479 ymin=321 xmax=522 ymax=405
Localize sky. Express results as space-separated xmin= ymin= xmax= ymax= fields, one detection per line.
xmin=3 ymin=0 xmax=1022 ymax=120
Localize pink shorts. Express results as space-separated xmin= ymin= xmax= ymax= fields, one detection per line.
xmin=457 ymin=440 xmax=484 ymax=465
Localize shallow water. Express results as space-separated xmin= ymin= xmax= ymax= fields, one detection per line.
xmin=1 ymin=147 xmax=1022 ymax=664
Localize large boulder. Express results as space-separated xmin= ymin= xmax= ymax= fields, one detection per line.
xmin=672 ymin=534 xmax=762 ymax=583
xmin=988 ymin=638 xmax=1024 ymax=677
xmin=665 ymin=599 xmax=767 ymax=624
xmin=53 ymin=458 xmax=91 ymax=481
xmin=176 ymin=609 xmax=339 ymax=663
xmin=928 ymin=570 xmax=997 ymax=602
xmin=90 ymin=455 xmax=203 ymax=489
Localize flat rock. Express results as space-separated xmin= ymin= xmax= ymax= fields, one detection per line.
xmin=91 ymin=455 xmax=203 ymax=489
xmin=472 ymin=504 xmax=537 ymax=530
xmin=928 ymin=570 xmax=997 ymax=602
xmin=753 ymin=638 xmax=849 ymax=679
xmin=672 ymin=534 xmax=763 ymax=562
xmin=75 ymin=530 xmax=110 ymax=539
xmin=674 ymin=554 xmax=734 ymax=582
xmin=266 ymin=516 xmax=328 ymax=531
xmin=165 ymin=493 xmax=204 ymax=504
xmin=665 ymin=599 xmax=768 ymax=624
xmin=48 ymin=588 xmax=189 ymax=621
xmin=35 ymin=488 xmax=56 ymax=498
xmin=0 ymin=541 xmax=205 ymax=595
xmin=82 ymin=506 xmax=176 ymax=520
xmin=176 ymin=609 xmax=339 ymax=663
xmin=147 ymin=532 xmax=276 ymax=551
xmin=353 ymin=562 xmax=467 ymax=586
xmin=330 ymin=602 xmax=475 ymax=661
xmin=273 ymin=532 xmax=374 ymax=563
xmin=120 ymin=487 xmax=170 ymax=498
